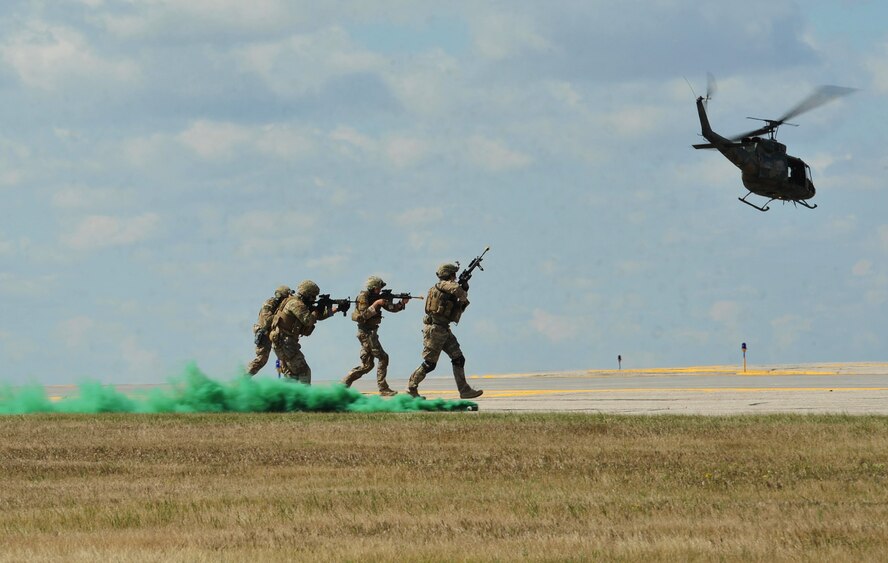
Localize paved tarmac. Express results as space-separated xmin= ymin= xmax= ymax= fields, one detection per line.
xmin=413 ymin=362 xmax=888 ymax=414
xmin=41 ymin=362 xmax=888 ymax=415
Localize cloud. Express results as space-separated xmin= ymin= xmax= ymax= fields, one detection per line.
xmin=852 ymin=260 xmax=872 ymax=277
xmin=385 ymin=136 xmax=429 ymax=168
xmin=530 ymin=308 xmax=580 ymax=342
xmin=177 ymin=120 xmax=316 ymax=160
xmin=770 ymin=314 xmax=812 ymax=351
xmin=0 ymin=272 xmax=58 ymax=297
xmin=865 ymin=43 xmax=888 ymax=94
xmin=0 ymin=22 xmax=138 ymax=90
xmin=466 ymin=135 xmax=531 ymax=172
xmin=57 ymin=316 xmax=97 ymax=350
xmin=62 ymin=213 xmax=160 ymax=251
xmin=120 ymin=335 xmax=163 ymax=381
xmin=879 ymin=225 xmax=888 ymax=252
xmin=470 ymin=11 xmax=551 ymax=61
xmin=394 ymin=207 xmax=444 ymax=228
xmin=51 ymin=186 xmax=136 ymax=210
xmin=709 ymin=300 xmax=741 ymax=326
xmin=227 ymin=210 xmax=316 ymax=257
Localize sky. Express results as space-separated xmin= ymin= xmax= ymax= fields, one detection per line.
xmin=1 ymin=0 xmax=886 ymax=385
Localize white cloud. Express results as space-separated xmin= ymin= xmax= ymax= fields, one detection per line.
xmin=709 ymin=300 xmax=741 ymax=326
xmin=234 ymin=27 xmax=384 ymax=97
xmin=865 ymin=43 xmax=888 ymax=95
xmin=0 ymin=272 xmax=58 ymax=296
xmin=385 ymin=136 xmax=429 ymax=168
xmin=51 ymin=186 xmax=136 ymax=210
xmin=852 ymin=260 xmax=872 ymax=277
xmin=57 ymin=316 xmax=97 ymax=350
xmin=62 ymin=213 xmax=160 ymax=251
xmin=178 ymin=121 xmax=253 ymax=159
xmin=305 ymin=254 xmax=349 ymax=273
xmin=603 ymin=105 xmax=665 ymax=137
xmin=394 ymin=207 xmax=444 ymax=228
xmin=530 ymin=308 xmax=580 ymax=342
xmin=227 ymin=210 xmax=316 ymax=257
xmin=879 ymin=225 xmax=888 ymax=252
xmin=770 ymin=314 xmax=812 ymax=351
xmin=467 ymin=135 xmax=531 ymax=172
xmin=0 ymin=22 xmax=138 ymax=90
xmin=471 ymin=12 xmax=551 ymax=61
xmin=120 ymin=336 xmax=163 ymax=381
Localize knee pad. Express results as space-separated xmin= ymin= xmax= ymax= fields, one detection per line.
xmin=451 ymin=356 xmax=466 ymax=368
xmin=422 ymin=360 xmax=437 ymax=372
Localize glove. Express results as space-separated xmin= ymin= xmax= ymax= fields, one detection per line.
xmin=254 ymin=328 xmax=267 ymax=346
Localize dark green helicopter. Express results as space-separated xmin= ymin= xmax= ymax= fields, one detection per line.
xmin=692 ymin=76 xmax=855 ymax=212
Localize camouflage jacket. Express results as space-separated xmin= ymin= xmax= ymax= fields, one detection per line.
xmin=253 ymin=297 xmax=280 ymax=334
xmin=351 ymin=290 xmax=405 ymax=330
xmin=424 ymin=280 xmax=469 ymax=325
xmin=271 ymin=295 xmax=334 ymax=338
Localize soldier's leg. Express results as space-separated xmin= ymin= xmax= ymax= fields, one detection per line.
xmin=343 ymin=331 xmax=374 ymax=386
xmin=290 ymin=351 xmax=312 ymax=385
xmin=274 ymin=335 xmax=310 ymax=384
xmin=442 ymin=331 xmax=482 ymax=398
xmin=369 ymin=332 xmax=394 ymax=393
xmin=247 ymin=341 xmax=271 ymax=375
xmin=407 ymin=325 xmax=446 ymax=395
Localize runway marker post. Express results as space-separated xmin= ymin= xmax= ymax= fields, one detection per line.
xmin=741 ymin=342 xmax=747 ymax=373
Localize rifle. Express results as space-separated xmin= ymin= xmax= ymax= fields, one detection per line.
xmin=313 ymin=294 xmax=355 ymax=316
xmin=457 ymin=246 xmax=490 ymax=290
xmin=379 ymin=289 xmax=423 ymax=301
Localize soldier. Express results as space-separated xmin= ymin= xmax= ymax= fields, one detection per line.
xmin=269 ymin=280 xmax=339 ymax=384
xmin=342 ymin=276 xmax=410 ymax=396
xmin=246 ymin=285 xmax=292 ymax=376
xmin=406 ymin=263 xmax=483 ymax=400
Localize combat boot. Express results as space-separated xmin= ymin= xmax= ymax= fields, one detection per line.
xmin=451 ymin=359 xmax=481 ymax=399
xmin=405 ymin=387 xmax=425 ymax=400
xmin=379 ymin=387 xmax=398 ymax=397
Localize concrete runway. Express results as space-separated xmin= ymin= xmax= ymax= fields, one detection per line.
xmin=413 ymin=362 xmax=888 ymax=414
xmin=41 ymin=362 xmax=888 ymax=415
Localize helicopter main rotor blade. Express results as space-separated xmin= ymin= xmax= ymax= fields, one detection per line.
xmin=778 ymin=85 xmax=856 ymax=123
xmin=705 ymin=72 xmax=717 ymax=100
xmin=728 ymin=85 xmax=856 ymax=141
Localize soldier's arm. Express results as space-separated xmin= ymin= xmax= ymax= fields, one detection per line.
xmin=382 ymin=300 xmax=405 ymax=313
xmin=356 ymin=293 xmax=379 ymax=320
xmin=438 ymin=281 xmax=469 ymax=305
xmin=291 ymin=300 xmax=318 ymax=330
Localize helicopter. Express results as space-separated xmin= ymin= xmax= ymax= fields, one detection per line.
xmin=692 ymin=76 xmax=855 ymax=212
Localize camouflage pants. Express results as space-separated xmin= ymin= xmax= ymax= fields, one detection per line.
xmin=343 ymin=329 xmax=392 ymax=390
xmin=271 ymin=332 xmax=311 ymax=385
xmin=408 ymin=323 xmax=469 ymax=393
xmin=247 ymin=336 xmax=272 ymax=375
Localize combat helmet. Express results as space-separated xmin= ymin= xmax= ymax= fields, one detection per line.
xmin=436 ymin=263 xmax=459 ymax=279
xmin=296 ymin=280 xmax=320 ymax=299
xmin=274 ymin=285 xmax=293 ymax=300
xmin=366 ymin=276 xmax=386 ymax=291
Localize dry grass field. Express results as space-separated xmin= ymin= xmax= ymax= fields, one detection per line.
xmin=2 ymin=413 xmax=888 ymax=561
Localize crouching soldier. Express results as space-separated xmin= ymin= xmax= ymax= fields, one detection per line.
xmin=269 ymin=280 xmax=338 ymax=385
xmin=246 ymin=285 xmax=293 ymax=375
xmin=406 ymin=264 xmax=483 ymax=400
xmin=342 ymin=276 xmax=410 ymax=396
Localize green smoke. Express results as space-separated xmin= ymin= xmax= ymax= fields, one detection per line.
xmin=0 ymin=363 xmax=478 ymax=414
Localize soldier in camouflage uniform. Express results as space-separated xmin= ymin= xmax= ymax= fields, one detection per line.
xmin=406 ymin=264 xmax=483 ymax=400
xmin=247 ymin=285 xmax=292 ymax=375
xmin=269 ymin=280 xmax=338 ymax=385
xmin=342 ymin=276 xmax=410 ymax=396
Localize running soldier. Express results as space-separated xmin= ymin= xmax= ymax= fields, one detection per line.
xmin=342 ymin=276 xmax=410 ymax=396
xmin=269 ymin=280 xmax=340 ymax=384
xmin=246 ymin=285 xmax=292 ymax=376
xmin=406 ymin=264 xmax=483 ymax=400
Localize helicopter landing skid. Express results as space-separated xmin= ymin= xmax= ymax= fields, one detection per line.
xmin=793 ymin=199 xmax=817 ymax=210
xmin=738 ymin=193 xmax=773 ymax=212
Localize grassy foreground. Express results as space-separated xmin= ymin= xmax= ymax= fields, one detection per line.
xmin=1 ymin=413 xmax=887 ymax=562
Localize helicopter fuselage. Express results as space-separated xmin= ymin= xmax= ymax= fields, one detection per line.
xmin=694 ymin=96 xmax=816 ymax=209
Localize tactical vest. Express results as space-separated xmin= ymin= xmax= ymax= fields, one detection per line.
xmin=271 ymin=295 xmax=309 ymax=337
xmin=425 ymin=283 xmax=462 ymax=324
xmin=255 ymin=297 xmax=282 ymax=333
